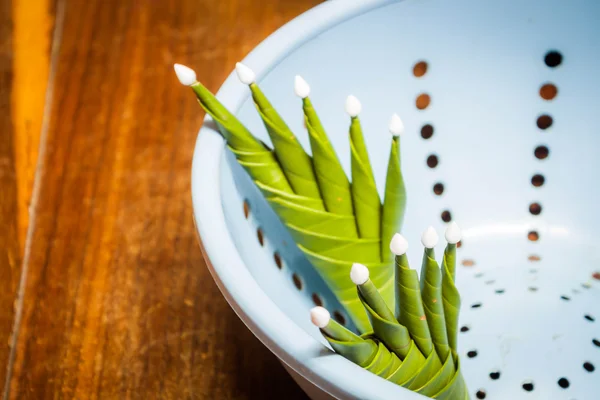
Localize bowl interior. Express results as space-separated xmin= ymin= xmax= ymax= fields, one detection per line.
xmin=215 ymin=0 xmax=600 ymax=398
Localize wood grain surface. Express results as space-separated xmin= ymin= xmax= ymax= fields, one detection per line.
xmin=1 ymin=0 xmax=322 ymax=398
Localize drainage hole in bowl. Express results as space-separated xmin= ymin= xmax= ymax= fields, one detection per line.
xmin=426 ymin=154 xmax=439 ymax=168
xmin=528 ymin=231 xmax=539 ymax=241
xmin=462 ymin=259 xmax=475 ymax=267
xmin=256 ymin=228 xmax=264 ymax=246
xmin=311 ymin=293 xmax=323 ymax=307
xmin=474 ymin=273 xmax=484 ymax=278
xmin=489 ymin=371 xmax=501 ymax=380
xmin=416 ymin=93 xmax=431 ymax=110
xmin=441 ymin=210 xmax=452 ymax=222
xmin=467 ymin=350 xmax=478 ymax=358
xmin=292 ymin=273 xmax=302 ymax=290
xmin=534 ymin=145 xmax=550 ymax=160
xmin=522 ymin=381 xmax=535 ymax=392
xmin=413 ymin=61 xmax=428 ymax=77
xmin=557 ymin=378 xmax=570 ymax=389
xmin=243 ymin=200 xmax=251 ymax=219
xmin=545 ymin=50 xmax=563 ymax=68
xmin=485 ymin=280 xmax=495 ymax=285
xmin=495 ymin=289 xmax=505 ymax=294
xmin=529 ymin=202 xmax=542 ymax=215
xmin=433 ymin=182 xmax=444 ymax=195
xmin=583 ymin=362 xmax=595 ymax=372
xmin=475 ymin=389 xmax=486 ymax=399
xmin=460 ymin=325 xmax=470 ymax=333
xmin=421 ymin=123 xmax=434 ymax=139
xmin=531 ymin=174 xmax=545 ymax=187
xmin=537 ymin=114 xmax=553 ymax=130
xmin=528 ymin=286 xmax=539 ymax=292
xmin=584 ymin=314 xmax=595 ymax=322
xmin=561 ymin=295 xmax=571 ymax=301
xmin=333 ymin=311 xmax=346 ymax=326
xmin=540 ymin=83 xmax=558 ymax=100
xmin=471 ymin=303 xmax=482 ymax=309
xmin=273 ymin=252 xmax=283 ymax=270
xmin=593 ymin=338 xmax=600 ymax=347
xmin=528 ymin=254 xmax=541 ymax=262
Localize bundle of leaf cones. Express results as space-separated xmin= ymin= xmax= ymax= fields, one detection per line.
xmin=175 ymin=62 xmax=406 ymax=332
xmin=311 ymin=225 xmax=469 ymax=399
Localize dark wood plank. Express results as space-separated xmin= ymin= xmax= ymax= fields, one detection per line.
xmin=8 ymin=0 xmax=321 ymax=398
xmin=0 ymin=0 xmax=21 ymax=392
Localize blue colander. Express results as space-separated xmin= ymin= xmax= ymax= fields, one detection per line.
xmin=191 ymin=0 xmax=600 ymax=398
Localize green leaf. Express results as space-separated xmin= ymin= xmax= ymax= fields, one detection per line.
xmin=416 ymin=352 xmax=455 ymax=397
xmin=387 ymin=341 xmax=427 ymax=385
xmin=432 ymin=352 xmax=470 ymax=400
xmin=305 ymin=115 xmax=355 ymax=219
xmin=250 ymin=84 xmax=322 ymax=199
xmin=301 ymin=246 xmax=393 ymax=332
xmin=190 ymin=82 xmax=293 ymax=194
xmin=421 ymin=248 xmax=451 ymax=361
xmin=395 ymin=254 xmax=434 ymax=356
xmin=349 ymin=116 xmax=381 ymax=239
xmin=442 ymin=244 xmax=460 ymax=352
xmin=285 ymin=225 xmax=379 ymax=263
xmin=381 ymin=137 xmax=407 ymax=262
xmin=357 ymin=282 xmax=413 ymax=359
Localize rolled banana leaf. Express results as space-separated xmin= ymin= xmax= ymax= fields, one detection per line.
xmin=186 ymin=80 xmax=402 ymax=331
xmin=421 ymin=247 xmax=451 ymax=361
xmin=302 ymin=247 xmax=392 ymax=332
xmin=349 ymin=116 xmax=381 ymax=238
xmin=381 ymin=136 xmax=407 ymax=262
xmin=190 ymin=82 xmax=293 ymax=193
xmin=303 ymin=97 xmax=355 ymax=218
xmin=356 ymin=279 xmax=413 ymax=359
xmin=442 ymin=243 xmax=460 ymax=353
xmin=249 ymin=83 xmax=322 ymax=199
xmin=321 ymin=317 xmax=469 ymax=398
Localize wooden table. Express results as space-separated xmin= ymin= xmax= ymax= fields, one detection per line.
xmin=0 ymin=0 xmax=322 ymax=398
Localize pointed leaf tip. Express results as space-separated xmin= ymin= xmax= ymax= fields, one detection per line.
xmin=350 ymin=263 xmax=370 ymax=285
xmin=345 ymin=95 xmax=361 ymax=117
xmin=235 ymin=62 xmax=256 ymax=84
xmin=445 ymin=221 xmax=462 ymax=244
xmin=310 ymin=307 xmax=330 ymax=328
xmin=421 ymin=226 xmax=439 ymax=248
xmin=294 ymin=75 xmax=310 ymax=98
xmin=389 ymin=233 xmax=409 ymax=255
xmin=173 ymin=63 xmax=197 ymax=86
xmin=388 ymin=113 xmax=404 ymax=136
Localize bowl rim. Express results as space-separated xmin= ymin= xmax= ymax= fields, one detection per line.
xmin=191 ymin=0 xmax=424 ymax=398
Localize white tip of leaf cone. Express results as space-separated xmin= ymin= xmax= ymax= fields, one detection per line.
xmin=235 ymin=62 xmax=256 ymax=84
xmin=445 ymin=221 xmax=462 ymax=244
xmin=350 ymin=263 xmax=370 ymax=285
xmin=389 ymin=233 xmax=409 ymax=255
xmin=173 ymin=64 xmax=197 ymax=86
xmin=345 ymin=95 xmax=362 ymax=117
xmin=389 ymin=113 xmax=404 ymax=136
xmin=310 ymin=306 xmax=330 ymax=328
xmin=421 ymin=226 xmax=439 ymax=248
xmin=294 ymin=75 xmax=310 ymax=98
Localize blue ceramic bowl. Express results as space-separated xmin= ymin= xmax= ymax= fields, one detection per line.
xmin=192 ymin=0 xmax=600 ymax=398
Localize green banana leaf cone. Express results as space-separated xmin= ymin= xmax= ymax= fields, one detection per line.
xmin=177 ymin=65 xmax=403 ymax=332
xmin=309 ymin=231 xmax=469 ymax=399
